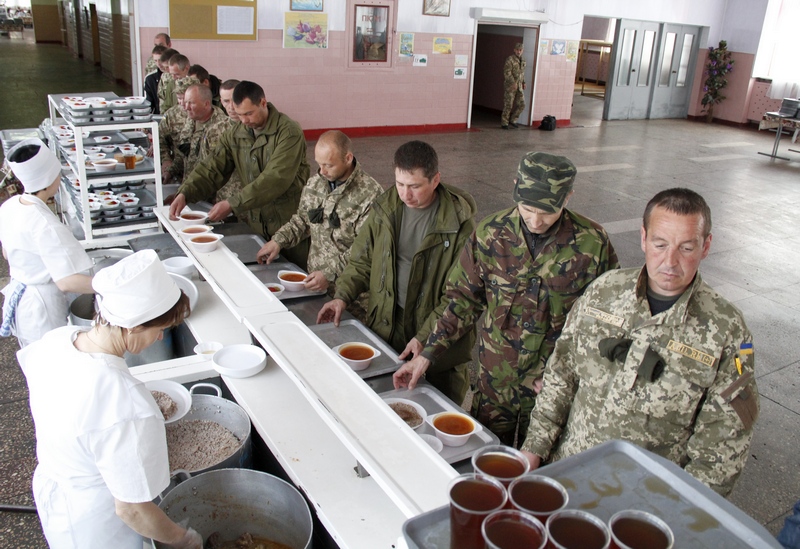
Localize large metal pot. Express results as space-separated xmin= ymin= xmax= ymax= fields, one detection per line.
xmin=154 ymin=468 xmax=313 ymax=549
xmin=169 ymin=383 xmax=252 ymax=475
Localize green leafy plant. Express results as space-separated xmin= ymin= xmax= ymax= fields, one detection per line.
xmin=701 ymin=40 xmax=735 ymax=120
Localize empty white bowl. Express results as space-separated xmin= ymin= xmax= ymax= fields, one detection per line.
xmin=92 ymin=159 xmax=118 ymax=172
xmin=193 ymin=341 xmax=223 ymax=360
xmin=189 ymin=233 xmax=223 ymax=253
xmin=384 ymin=397 xmax=427 ymax=430
xmin=427 ymin=411 xmax=482 ymax=447
xmin=419 ymin=433 xmax=444 ymax=453
xmin=265 ymin=283 xmax=285 ymax=297
xmin=212 ymin=344 xmax=267 ymax=378
xmin=162 ymin=256 xmax=195 ymax=277
xmin=179 ymin=211 xmax=209 ymax=226
xmin=178 ymin=225 xmax=213 ymax=241
xmin=277 ymin=270 xmax=307 ymax=292
xmin=332 ymin=342 xmax=381 ymax=371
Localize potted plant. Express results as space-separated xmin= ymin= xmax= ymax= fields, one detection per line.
xmin=701 ymin=40 xmax=735 ymax=122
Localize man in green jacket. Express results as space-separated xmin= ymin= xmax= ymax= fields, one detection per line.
xmin=169 ymin=81 xmax=310 ymax=268
xmin=316 ymin=141 xmax=477 ymax=403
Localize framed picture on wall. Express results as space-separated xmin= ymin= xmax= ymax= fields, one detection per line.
xmin=422 ymin=0 xmax=450 ymax=17
xmin=291 ymin=0 xmax=323 ymax=12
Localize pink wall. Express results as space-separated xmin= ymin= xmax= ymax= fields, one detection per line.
xmin=472 ymin=33 xmax=518 ymax=112
xmin=141 ymin=27 xmax=472 ymax=131
xmin=532 ymin=49 xmax=578 ymax=123
xmin=688 ymin=50 xmax=756 ymax=124
xmin=747 ymin=80 xmax=782 ymax=121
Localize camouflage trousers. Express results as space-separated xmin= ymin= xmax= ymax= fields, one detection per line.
xmin=501 ymin=88 xmax=525 ymax=126
xmin=471 ymin=365 xmax=539 ymax=447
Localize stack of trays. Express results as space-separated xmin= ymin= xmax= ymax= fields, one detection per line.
xmin=69 ymin=187 xmax=157 ymax=225
xmin=60 ymin=96 xmax=152 ymax=125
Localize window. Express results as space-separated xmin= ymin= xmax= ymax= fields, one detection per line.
xmin=347 ymin=0 xmax=396 ymax=68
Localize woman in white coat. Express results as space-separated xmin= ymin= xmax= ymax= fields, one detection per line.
xmin=17 ymin=250 xmax=202 ymax=549
xmin=0 ymin=138 xmax=94 ymax=347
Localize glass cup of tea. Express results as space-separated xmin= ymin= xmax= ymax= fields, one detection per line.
xmin=545 ymin=509 xmax=611 ymax=549
xmin=608 ymin=510 xmax=674 ymax=549
xmin=508 ymin=474 xmax=569 ymax=523
xmin=471 ymin=444 xmax=530 ymax=487
xmin=448 ymin=473 xmax=507 ymax=549
xmin=482 ymin=509 xmax=546 ymax=549
xmin=123 ymin=153 xmax=136 ymax=169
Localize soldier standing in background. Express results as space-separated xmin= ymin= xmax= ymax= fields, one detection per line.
xmin=143 ymin=32 xmax=171 ymax=76
xmin=520 ymin=188 xmax=759 ymax=497
xmin=394 ymin=152 xmax=618 ymax=445
xmin=154 ymin=48 xmax=179 ymax=116
xmin=172 ymin=84 xmax=230 ymax=184
xmin=159 ymin=76 xmax=199 ymax=185
xmin=501 ymin=42 xmax=526 ymax=130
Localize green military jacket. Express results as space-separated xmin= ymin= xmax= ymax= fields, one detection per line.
xmin=504 ymin=54 xmax=526 ymax=92
xmin=271 ymin=159 xmax=383 ymax=282
xmin=521 ymin=268 xmax=759 ymax=497
xmin=158 ymin=104 xmax=189 ymax=172
xmin=334 ymin=183 xmax=477 ymax=373
xmin=422 ymin=207 xmax=618 ymax=391
xmin=157 ymin=73 xmax=175 ymax=113
xmin=177 ymin=103 xmax=310 ymax=264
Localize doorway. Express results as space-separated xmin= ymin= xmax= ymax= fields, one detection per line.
xmin=470 ymin=24 xmax=538 ymax=128
xmin=89 ymin=3 xmax=100 ymax=65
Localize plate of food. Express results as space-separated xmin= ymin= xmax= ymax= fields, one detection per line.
xmin=145 ymin=380 xmax=191 ymax=424
xmin=383 ymin=397 xmax=427 ymax=430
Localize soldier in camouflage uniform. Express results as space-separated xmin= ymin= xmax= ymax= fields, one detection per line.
xmin=256 ymin=131 xmax=383 ymax=316
xmin=158 ymin=76 xmax=198 ymax=184
xmin=172 ymin=84 xmax=229 ymax=182
xmin=394 ymin=151 xmax=618 ymax=445
xmin=144 ymin=33 xmax=170 ymax=76
xmin=501 ymin=42 xmax=526 ymax=129
xmin=155 ymin=48 xmax=179 ymax=114
xmin=521 ymin=188 xmax=759 ymax=497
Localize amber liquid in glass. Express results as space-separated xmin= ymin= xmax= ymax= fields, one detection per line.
xmin=511 ymin=479 xmax=564 ymax=515
xmin=548 ymin=516 xmax=607 ymax=549
xmin=611 ymin=517 xmax=670 ymax=549
xmin=485 ymin=519 xmax=543 ymax=549
xmin=475 ymin=453 xmax=526 ymax=481
xmin=449 ymin=479 xmax=505 ymax=549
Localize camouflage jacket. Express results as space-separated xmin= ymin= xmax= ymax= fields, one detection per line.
xmin=521 ymin=268 xmax=759 ymax=497
xmin=178 ymin=103 xmax=309 ymax=248
xmin=157 ymin=73 xmax=176 ymax=113
xmin=334 ymin=183 xmax=477 ymax=373
xmin=271 ymin=159 xmax=383 ymax=281
xmin=422 ymin=207 xmax=618 ymax=386
xmin=173 ymin=106 xmax=230 ymax=183
xmin=144 ymin=57 xmax=158 ymax=77
xmin=503 ymin=54 xmax=526 ymax=91
xmin=158 ymin=104 xmax=189 ymax=170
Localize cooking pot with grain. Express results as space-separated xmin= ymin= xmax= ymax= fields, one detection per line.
xmin=153 ymin=468 xmax=313 ymax=549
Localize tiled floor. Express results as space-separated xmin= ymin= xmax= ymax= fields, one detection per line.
xmin=2 ymin=32 xmax=800 ymax=547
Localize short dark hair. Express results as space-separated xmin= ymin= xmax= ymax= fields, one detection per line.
xmin=8 ymin=143 xmax=40 ymax=163
xmin=188 ymin=64 xmax=209 ymax=82
xmin=155 ymin=32 xmax=171 ymax=46
xmin=169 ymin=54 xmax=190 ymax=70
xmin=160 ymin=48 xmax=179 ymax=64
xmin=220 ymin=78 xmax=240 ymax=91
xmin=393 ymin=140 xmax=438 ymax=180
xmin=151 ymin=44 xmax=168 ymax=56
xmin=232 ymin=81 xmax=265 ymax=106
xmin=643 ymin=188 xmax=712 ymax=238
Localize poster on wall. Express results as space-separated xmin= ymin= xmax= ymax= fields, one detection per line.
xmin=432 ymin=36 xmax=452 ymax=54
xmin=423 ymin=0 xmax=450 ymax=17
xmin=284 ymin=12 xmax=328 ymax=48
xmin=400 ymin=33 xmax=414 ymax=57
xmin=454 ymin=67 xmax=466 ymax=79
xmin=291 ymin=0 xmax=323 ymax=11
xmin=217 ymin=6 xmax=254 ymax=35
xmin=550 ymin=40 xmax=566 ymax=56
xmin=413 ymin=54 xmax=428 ymax=66
xmin=539 ymin=39 xmax=549 ymax=57
xmin=566 ymin=40 xmax=579 ymax=62
xmin=455 ymin=54 xmax=467 ymax=67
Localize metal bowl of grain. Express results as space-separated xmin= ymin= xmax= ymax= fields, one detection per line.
xmin=154 ymin=468 xmax=313 ymax=549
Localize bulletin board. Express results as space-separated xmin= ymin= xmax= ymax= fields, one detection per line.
xmin=169 ymin=0 xmax=257 ymax=41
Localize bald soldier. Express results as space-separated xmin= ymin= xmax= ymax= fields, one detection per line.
xmin=395 ymin=152 xmax=618 ymax=445
xmin=520 ymin=188 xmax=759 ymax=497
xmin=256 ymin=130 xmax=383 ymax=304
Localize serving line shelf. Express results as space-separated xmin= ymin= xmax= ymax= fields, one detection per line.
xmin=47 ymin=92 xmax=164 ymax=248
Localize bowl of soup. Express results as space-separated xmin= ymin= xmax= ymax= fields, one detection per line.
xmin=277 ymin=270 xmax=308 ymax=292
xmin=179 ymin=225 xmax=213 ymax=241
xmin=189 ymin=233 xmax=224 ymax=253
xmin=427 ymin=411 xmax=482 ymax=447
xmin=332 ymin=342 xmax=381 ymax=371
xmin=179 ymin=211 xmax=209 ymax=226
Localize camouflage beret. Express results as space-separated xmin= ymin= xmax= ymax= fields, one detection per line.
xmin=174 ymin=75 xmax=202 ymax=95
xmin=513 ymin=152 xmax=576 ymax=213
xmin=515 ymin=42 xmax=524 ymax=50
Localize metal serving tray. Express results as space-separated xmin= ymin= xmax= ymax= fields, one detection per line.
xmin=402 ymin=440 xmax=781 ymax=549
xmin=224 ymin=234 xmax=266 ymax=265
xmin=379 ymin=385 xmax=500 ymax=464
xmin=309 ymin=319 xmax=403 ymax=379
xmin=246 ymin=261 xmax=326 ymax=300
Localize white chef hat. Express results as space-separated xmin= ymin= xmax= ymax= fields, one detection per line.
xmin=93 ymin=250 xmax=182 ymax=329
xmin=6 ymin=138 xmax=62 ymax=193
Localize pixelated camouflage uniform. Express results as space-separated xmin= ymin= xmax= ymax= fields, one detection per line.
xmin=144 ymin=57 xmax=158 ymax=77
xmin=421 ymin=207 xmax=618 ymax=445
xmin=501 ymin=53 xmax=526 ymax=126
xmin=158 ymin=104 xmax=189 ymax=178
xmin=172 ymin=105 xmax=229 ymax=183
xmin=157 ymin=73 xmax=176 ymax=114
xmin=270 ymin=159 xmax=383 ymax=313
xmin=521 ymin=268 xmax=759 ymax=497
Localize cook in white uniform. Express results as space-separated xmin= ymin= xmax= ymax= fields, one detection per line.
xmin=0 ymin=138 xmax=94 ymax=347
xmin=17 ymin=250 xmax=202 ymax=549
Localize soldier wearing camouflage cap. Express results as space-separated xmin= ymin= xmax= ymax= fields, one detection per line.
xmin=394 ymin=151 xmax=618 ymax=445
xmin=520 ymin=188 xmax=759 ymax=497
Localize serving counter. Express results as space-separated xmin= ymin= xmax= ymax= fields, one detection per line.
xmin=140 ymin=207 xmax=455 ymax=548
